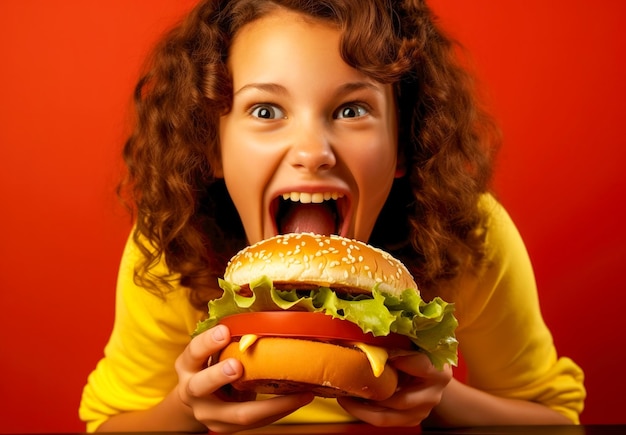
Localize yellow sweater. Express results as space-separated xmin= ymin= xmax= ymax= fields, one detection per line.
xmin=79 ymin=196 xmax=585 ymax=431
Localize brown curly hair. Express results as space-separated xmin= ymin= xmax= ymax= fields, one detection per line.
xmin=119 ymin=0 xmax=500 ymax=309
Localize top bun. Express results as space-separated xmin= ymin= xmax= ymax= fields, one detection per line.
xmin=224 ymin=233 xmax=418 ymax=297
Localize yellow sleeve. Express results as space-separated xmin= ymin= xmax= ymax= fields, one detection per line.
xmin=78 ymin=233 xmax=204 ymax=432
xmin=454 ymin=195 xmax=585 ymax=423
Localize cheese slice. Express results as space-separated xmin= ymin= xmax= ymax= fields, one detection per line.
xmin=353 ymin=342 xmax=389 ymax=377
xmin=239 ymin=334 xmax=259 ymax=352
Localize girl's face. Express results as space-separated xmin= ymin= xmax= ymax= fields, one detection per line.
xmin=219 ymin=8 xmax=400 ymax=244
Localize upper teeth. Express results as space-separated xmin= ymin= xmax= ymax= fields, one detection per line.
xmin=281 ymin=192 xmax=344 ymax=204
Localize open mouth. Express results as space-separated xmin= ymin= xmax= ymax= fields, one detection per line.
xmin=273 ymin=192 xmax=347 ymax=236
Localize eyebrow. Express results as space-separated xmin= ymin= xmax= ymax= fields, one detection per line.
xmin=336 ymin=81 xmax=382 ymax=96
xmin=234 ymin=83 xmax=289 ymax=97
xmin=233 ymin=81 xmax=382 ymax=97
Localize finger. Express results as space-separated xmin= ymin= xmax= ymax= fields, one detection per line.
xmin=187 ymin=358 xmax=244 ymax=398
xmin=178 ymin=325 xmax=231 ymax=372
xmin=337 ymin=354 xmax=452 ymax=427
xmin=390 ymin=352 xmax=438 ymax=376
xmin=375 ymin=378 xmax=447 ymax=411
xmin=202 ymin=393 xmax=314 ymax=433
xmin=337 ymin=395 xmax=429 ymax=427
xmin=391 ymin=354 xmax=452 ymax=391
xmin=378 ymin=361 xmax=451 ymax=412
xmin=214 ymin=383 xmax=257 ymax=403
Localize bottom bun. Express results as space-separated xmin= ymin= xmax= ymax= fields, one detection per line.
xmin=219 ymin=337 xmax=398 ymax=401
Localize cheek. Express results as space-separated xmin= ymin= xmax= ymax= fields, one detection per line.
xmin=350 ymin=135 xmax=398 ymax=197
xmin=219 ymin=122 xmax=262 ymax=221
xmin=220 ymin=119 xmax=262 ymax=189
xmin=219 ymin=118 xmax=282 ymax=242
xmin=348 ymin=132 xmax=397 ymax=238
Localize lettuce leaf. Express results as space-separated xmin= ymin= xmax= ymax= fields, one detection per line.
xmin=193 ymin=275 xmax=458 ymax=370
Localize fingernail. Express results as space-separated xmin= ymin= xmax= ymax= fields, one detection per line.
xmin=212 ymin=325 xmax=226 ymax=342
xmin=223 ymin=360 xmax=236 ymax=376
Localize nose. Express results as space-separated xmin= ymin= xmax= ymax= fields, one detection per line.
xmin=287 ymin=126 xmax=336 ymax=173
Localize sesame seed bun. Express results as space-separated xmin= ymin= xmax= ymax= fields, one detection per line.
xmin=224 ymin=232 xmax=418 ymax=296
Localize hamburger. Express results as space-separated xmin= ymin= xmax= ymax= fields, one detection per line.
xmin=193 ymin=232 xmax=457 ymax=401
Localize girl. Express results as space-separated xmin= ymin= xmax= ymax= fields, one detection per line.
xmin=80 ymin=0 xmax=585 ymax=432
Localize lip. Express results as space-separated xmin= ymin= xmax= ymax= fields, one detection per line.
xmin=269 ymin=186 xmax=352 ymax=237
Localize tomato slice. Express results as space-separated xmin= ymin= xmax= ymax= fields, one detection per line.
xmin=219 ymin=311 xmax=413 ymax=350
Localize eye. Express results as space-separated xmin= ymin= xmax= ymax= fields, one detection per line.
xmin=250 ymin=104 xmax=286 ymax=120
xmin=335 ymin=103 xmax=369 ymax=119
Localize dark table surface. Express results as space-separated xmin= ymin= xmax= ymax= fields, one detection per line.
xmin=15 ymin=425 xmax=624 ymax=435
xmin=215 ymin=424 xmax=624 ymax=434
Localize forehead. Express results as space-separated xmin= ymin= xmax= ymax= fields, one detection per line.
xmin=226 ymin=9 xmax=361 ymax=85
xmin=229 ymin=9 xmax=339 ymax=58
xmin=228 ymin=3 xmax=340 ymax=38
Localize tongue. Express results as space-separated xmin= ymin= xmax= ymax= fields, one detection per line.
xmin=279 ymin=203 xmax=337 ymax=236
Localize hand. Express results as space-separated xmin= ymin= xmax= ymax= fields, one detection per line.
xmin=337 ymin=352 xmax=452 ymax=427
xmin=175 ymin=325 xmax=314 ymax=433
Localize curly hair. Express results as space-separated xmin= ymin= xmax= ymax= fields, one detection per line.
xmin=119 ymin=0 xmax=500 ymax=309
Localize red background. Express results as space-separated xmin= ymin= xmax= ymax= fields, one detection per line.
xmin=1 ymin=1 xmax=624 ymax=432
